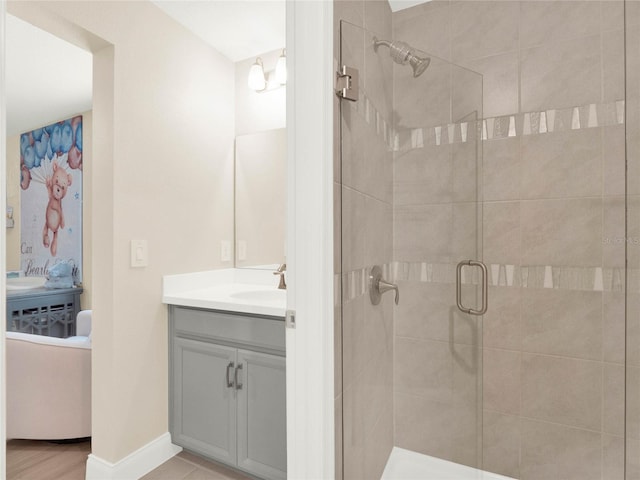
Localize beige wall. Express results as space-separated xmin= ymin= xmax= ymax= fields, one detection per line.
xmin=6 ymin=111 xmax=93 ymax=309
xmin=8 ymin=0 xmax=235 ymax=464
xmin=6 ymin=133 xmax=19 ymax=271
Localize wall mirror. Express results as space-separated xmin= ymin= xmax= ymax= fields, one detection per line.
xmin=234 ymin=128 xmax=286 ymax=268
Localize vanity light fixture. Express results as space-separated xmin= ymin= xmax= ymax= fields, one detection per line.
xmin=248 ymin=50 xmax=287 ymax=92
xmin=275 ymin=49 xmax=287 ymax=85
xmin=248 ymin=57 xmax=266 ymax=91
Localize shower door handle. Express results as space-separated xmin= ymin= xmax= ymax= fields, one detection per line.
xmin=456 ymin=260 xmax=488 ymax=315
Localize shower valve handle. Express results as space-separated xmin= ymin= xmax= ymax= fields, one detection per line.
xmin=369 ymin=265 xmax=399 ymax=306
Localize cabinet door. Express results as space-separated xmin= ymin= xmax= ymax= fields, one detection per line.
xmin=236 ymin=349 xmax=287 ymax=480
xmin=172 ymin=337 xmax=237 ymax=466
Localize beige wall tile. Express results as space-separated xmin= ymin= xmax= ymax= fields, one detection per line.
xmin=521 ymin=198 xmax=602 ymax=267
xmin=334 ymin=182 xmax=342 ymax=274
xmin=394 ymin=59 xmax=452 ymax=129
xmin=627 ymin=437 xmax=640 ymax=480
xmin=520 ymin=129 xmax=602 ymax=200
xmin=451 ymin=1 xmax=519 ymax=62
xmin=603 ymin=196 xmax=626 ymax=268
xmin=520 ymin=419 xmax=602 ymax=480
xmin=483 ymin=201 xmax=521 ymax=265
xmin=342 ymin=295 xmax=365 ymax=390
xmin=452 ymin=344 xmax=482 ymax=408
xmin=604 ymin=125 xmax=626 ymax=196
xmin=521 ymin=290 xmax=602 ymax=361
xmin=342 ymin=379 xmax=365 ymax=479
xmin=394 ymin=392 xmax=453 ymax=460
xmin=483 ymin=348 xmax=521 ymax=415
xmin=452 ymin=141 xmax=481 ymax=203
xmin=392 ymin=1 xmax=451 ymax=61
xmin=452 ymin=203 xmax=481 ymax=262
xmin=483 ymin=137 xmax=521 ymax=201
xmin=628 ymin=292 xmax=640 ymax=368
xmin=482 ymin=411 xmax=520 ymax=478
xmin=395 ymin=282 xmax=455 ymax=343
xmin=521 ymin=354 xmax=602 ymax=431
xmin=601 ymin=0 xmax=625 ymax=32
xmin=628 ymin=366 xmax=640 ymax=440
xmin=395 ymin=337 xmax=452 ymax=402
xmin=603 ymin=291 xmax=625 ymax=364
xmin=483 ymin=287 xmax=521 ymax=351
xmin=335 ymin=0 xmax=364 ymax=29
xmin=603 ymin=29 xmax=625 ymax=103
xmin=394 ymin=146 xmax=452 ymax=206
xmin=335 ymin=305 xmax=343 ymax=396
xmin=394 ymin=203 xmax=452 ymax=262
xmin=462 ymin=52 xmax=519 ymax=118
xmin=364 ymin=195 xmax=393 ymax=267
xmin=521 ymin=35 xmax=601 ymax=112
xmin=364 ymin=400 xmax=394 ymax=480
xmin=519 ymin=1 xmax=601 ymax=49
xmin=341 ymin=103 xmax=367 ymax=192
xmin=627 ymin=196 xmax=640 ymax=267
xmin=451 ymin=65 xmax=484 ymax=125
xmin=448 ymin=399 xmax=482 ymax=468
xmin=342 ymin=186 xmax=366 ymax=271
xmin=602 ymin=434 xmax=625 ymax=480
xmin=603 ymin=363 xmax=625 ymax=436
xmin=335 ymin=395 xmax=344 ymax=480
xmin=364 ymin=29 xmax=393 ymax=124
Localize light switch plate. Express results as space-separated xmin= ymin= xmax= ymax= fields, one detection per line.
xmin=131 ymin=240 xmax=148 ymax=267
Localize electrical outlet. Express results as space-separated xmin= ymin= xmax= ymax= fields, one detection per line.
xmin=221 ymin=240 xmax=231 ymax=262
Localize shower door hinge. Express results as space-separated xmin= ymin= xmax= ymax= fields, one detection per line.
xmin=285 ymin=309 xmax=296 ymax=329
xmin=336 ymin=65 xmax=359 ymax=102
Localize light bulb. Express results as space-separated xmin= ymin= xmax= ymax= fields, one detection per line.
xmin=248 ymin=58 xmax=266 ymax=91
xmin=275 ymin=49 xmax=287 ymax=85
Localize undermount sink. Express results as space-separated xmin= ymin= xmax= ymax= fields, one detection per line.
xmin=6 ymin=276 xmax=46 ymax=291
xmin=229 ymin=289 xmax=286 ymax=303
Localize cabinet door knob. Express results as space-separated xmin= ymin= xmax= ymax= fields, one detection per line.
xmin=226 ymin=362 xmax=235 ymax=388
xmin=235 ymin=364 xmax=243 ymax=390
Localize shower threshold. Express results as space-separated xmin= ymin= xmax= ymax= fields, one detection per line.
xmin=382 ymin=447 xmax=517 ymax=480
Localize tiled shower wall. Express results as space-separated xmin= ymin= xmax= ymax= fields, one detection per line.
xmin=334 ymin=2 xmax=395 ymax=479
xmin=393 ymin=1 xmax=629 ymax=479
xmin=626 ymin=3 xmax=640 ymax=479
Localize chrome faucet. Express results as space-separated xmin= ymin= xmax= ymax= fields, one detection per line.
xmin=273 ymin=264 xmax=286 ymax=290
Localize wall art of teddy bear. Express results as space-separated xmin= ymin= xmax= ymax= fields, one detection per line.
xmin=42 ymin=162 xmax=72 ymax=256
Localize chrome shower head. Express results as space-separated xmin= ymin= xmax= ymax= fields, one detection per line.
xmin=373 ymin=37 xmax=431 ymax=77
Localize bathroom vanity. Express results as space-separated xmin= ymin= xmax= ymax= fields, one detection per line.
xmin=163 ymin=269 xmax=287 ymax=480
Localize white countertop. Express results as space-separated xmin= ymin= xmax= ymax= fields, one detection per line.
xmin=162 ymin=268 xmax=287 ymax=317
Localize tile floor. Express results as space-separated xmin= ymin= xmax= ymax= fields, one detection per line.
xmin=142 ymin=451 xmax=251 ymax=480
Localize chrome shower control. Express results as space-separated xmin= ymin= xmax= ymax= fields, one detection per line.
xmin=369 ymin=265 xmax=399 ymax=306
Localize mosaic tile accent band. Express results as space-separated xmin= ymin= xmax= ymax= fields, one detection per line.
xmin=347 ymin=89 xmax=625 ymax=152
xmin=337 ymin=261 xmax=631 ymax=305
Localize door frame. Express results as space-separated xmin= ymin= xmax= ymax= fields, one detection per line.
xmin=285 ymin=0 xmax=335 ymax=478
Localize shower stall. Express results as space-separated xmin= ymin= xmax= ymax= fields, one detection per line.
xmin=335 ymin=1 xmax=640 ymax=479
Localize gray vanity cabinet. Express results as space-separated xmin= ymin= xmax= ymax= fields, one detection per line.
xmin=236 ymin=349 xmax=286 ymax=480
xmin=169 ymin=305 xmax=286 ymax=480
xmin=172 ymin=337 xmax=237 ymax=464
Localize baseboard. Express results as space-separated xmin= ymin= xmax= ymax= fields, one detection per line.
xmin=85 ymin=432 xmax=182 ymax=480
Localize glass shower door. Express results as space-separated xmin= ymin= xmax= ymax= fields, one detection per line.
xmin=338 ymin=20 xmax=484 ymax=479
